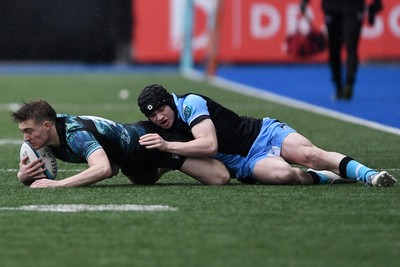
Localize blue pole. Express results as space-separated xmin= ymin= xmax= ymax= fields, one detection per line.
xmin=180 ymin=0 xmax=194 ymax=74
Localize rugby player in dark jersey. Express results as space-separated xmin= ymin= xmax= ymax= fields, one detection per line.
xmin=137 ymin=84 xmax=396 ymax=187
xmin=11 ymin=99 xmax=230 ymax=188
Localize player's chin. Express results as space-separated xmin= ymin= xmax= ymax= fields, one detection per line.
xmin=28 ymin=143 xmax=40 ymax=150
xmin=160 ymin=121 xmax=173 ymax=129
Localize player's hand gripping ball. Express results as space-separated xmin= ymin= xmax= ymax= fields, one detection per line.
xmin=19 ymin=142 xmax=57 ymax=185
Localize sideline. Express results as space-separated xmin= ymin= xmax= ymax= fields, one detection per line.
xmin=183 ymin=70 xmax=400 ymax=136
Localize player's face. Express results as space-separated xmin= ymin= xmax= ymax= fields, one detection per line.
xmin=148 ymin=105 xmax=175 ymax=129
xmin=18 ymin=118 xmax=51 ymax=149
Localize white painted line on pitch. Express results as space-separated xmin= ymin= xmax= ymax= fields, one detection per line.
xmin=0 ymin=169 xmax=80 ymax=173
xmin=0 ymin=103 xmax=20 ymax=111
xmin=0 ymin=103 xmax=135 ymax=112
xmin=0 ymin=139 xmax=22 ymax=145
xmin=0 ymin=204 xmax=178 ymax=212
xmin=183 ymin=70 xmax=400 ymax=136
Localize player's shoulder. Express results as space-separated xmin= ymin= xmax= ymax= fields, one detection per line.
xmin=174 ymin=93 xmax=205 ymax=103
xmin=184 ymin=93 xmax=206 ymax=102
xmin=57 ymin=113 xmax=82 ymax=131
xmin=175 ymin=94 xmax=207 ymax=111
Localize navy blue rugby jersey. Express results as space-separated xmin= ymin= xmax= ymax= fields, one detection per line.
xmin=171 ymin=93 xmax=262 ymax=157
xmin=49 ymin=114 xmax=189 ymax=169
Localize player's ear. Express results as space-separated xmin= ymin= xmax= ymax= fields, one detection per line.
xmin=43 ymin=120 xmax=53 ymax=130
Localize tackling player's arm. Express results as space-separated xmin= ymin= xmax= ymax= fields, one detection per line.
xmin=30 ymin=149 xmax=113 ymax=188
xmin=139 ymin=118 xmax=218 ymax=157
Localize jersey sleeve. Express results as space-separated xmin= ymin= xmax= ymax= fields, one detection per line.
xmin=180 ymin=94 xmax=210 ymax=127
xmin=67 ymin=130 xmax=103 ymax=160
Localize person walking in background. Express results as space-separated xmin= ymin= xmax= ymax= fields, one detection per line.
xmin=300 ymin=0 xmax=383 ymax=100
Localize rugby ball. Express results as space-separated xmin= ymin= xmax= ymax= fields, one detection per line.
xmin=19 ymin=142 xmax=57 ymax=182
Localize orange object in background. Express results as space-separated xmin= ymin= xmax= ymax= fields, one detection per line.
xmin=133 ymin=0 xmax=400 ymax=63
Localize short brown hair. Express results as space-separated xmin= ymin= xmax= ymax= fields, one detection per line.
xmin=11 ymin=99 xmax=57 ymax=124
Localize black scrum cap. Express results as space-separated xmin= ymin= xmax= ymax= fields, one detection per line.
xmin=137 ymin=84 xmax=173 ymax=116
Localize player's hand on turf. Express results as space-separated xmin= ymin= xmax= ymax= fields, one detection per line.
xmin=17 ymin=156 xmax=47 ymax=182
xmin=30 ymin=178 xmax=60 ymax=188
xmin=139 ymin=133 xmax=169 ymax=151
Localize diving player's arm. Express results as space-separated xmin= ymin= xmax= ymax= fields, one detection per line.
xmin=139 ymin=118 xmax=218 ymax=157
xmin=30 ymin=149 xmax=113 ymax=188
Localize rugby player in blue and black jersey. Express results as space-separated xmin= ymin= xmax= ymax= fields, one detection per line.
xmin=137 ymin=84 xmax=396 ymax=187
xmin=11 ymin=99 xmax=230 ymax=188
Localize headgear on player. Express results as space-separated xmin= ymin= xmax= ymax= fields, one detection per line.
xmin=138 ymin=84 xmax=174 ymax=117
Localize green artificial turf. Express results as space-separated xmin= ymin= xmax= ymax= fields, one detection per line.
xmin=0 ymin=73 xmax=398 ymax=267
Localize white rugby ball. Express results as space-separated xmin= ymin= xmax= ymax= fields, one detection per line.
xmin=19 ymin=142 xmax=57 ymax=180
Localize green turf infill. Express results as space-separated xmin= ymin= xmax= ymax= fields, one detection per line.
xmin=1 ymin=73 xmax=399 ymax=267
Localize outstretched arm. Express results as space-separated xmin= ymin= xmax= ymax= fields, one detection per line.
xmin=30 ymin=149 xmax=113 ymax=188
xmin=139 ymin=118 xmax=218 ymax=157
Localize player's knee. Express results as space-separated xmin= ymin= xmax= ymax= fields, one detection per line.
xmin=216 ymin=170 xmax=230 ymax=185
xmin=203 ymin=170 xmax=230 ymax=185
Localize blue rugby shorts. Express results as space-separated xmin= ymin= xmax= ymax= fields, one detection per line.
xmin=215 ymin=118 xmax=296 ymax=183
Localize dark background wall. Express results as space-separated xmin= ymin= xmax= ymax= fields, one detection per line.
xmin=0 ymin=0 xmax=132 ymax=63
